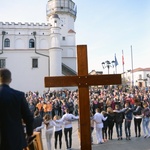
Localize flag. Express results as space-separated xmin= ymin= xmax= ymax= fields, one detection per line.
xmin=114 ymin=54 xmax=118 ymax=66
xmin=122 ymin=50 xmax=124 ymax=65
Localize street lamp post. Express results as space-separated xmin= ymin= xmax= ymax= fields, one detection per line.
xmin=101 ymin=60 xmax=115 ymax=74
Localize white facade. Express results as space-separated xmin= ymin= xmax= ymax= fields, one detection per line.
xmin=124 ymin=68 xmax=150 ymax=87
xmin=0 ymin=0 xmax=77 ymax=94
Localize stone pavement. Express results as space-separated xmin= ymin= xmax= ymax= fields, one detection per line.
xmin=41 ymin=120 xmax=150 ymax=150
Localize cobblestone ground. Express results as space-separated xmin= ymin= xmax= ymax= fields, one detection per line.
xmin=41 ymin=120 xmax=150 ymax=150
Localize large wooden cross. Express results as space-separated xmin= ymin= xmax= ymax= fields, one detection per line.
xmin=44 ymin=45 xmax=121 ymax=150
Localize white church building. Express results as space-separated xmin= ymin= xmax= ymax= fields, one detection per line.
xmin=0 ymin=0 xmax=77 ymax=94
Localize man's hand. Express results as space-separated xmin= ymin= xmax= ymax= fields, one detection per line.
xmin=27 ymin=135 xmax=36 ymax=145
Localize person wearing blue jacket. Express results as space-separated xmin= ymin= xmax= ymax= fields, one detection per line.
xmin=124 ymin=103 xmax=133 ymax=140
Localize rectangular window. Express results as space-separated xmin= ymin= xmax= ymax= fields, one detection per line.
xmin=29 ymin=42 xmax=34 ymax=48
xmin=139 ymin=74 xmax=142 ymax=79
xmin=32 ymin=58 xmax=38 ymax=68
xmin=0 ymin=59 xmax=6 ymax=68
xmin=62 ymin=36 xmax=65 ymax=40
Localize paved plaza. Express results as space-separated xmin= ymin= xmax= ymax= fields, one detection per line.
xmin=41 ymin=120 xmax=150 ymax=150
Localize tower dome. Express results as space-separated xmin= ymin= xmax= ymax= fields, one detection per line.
xmin=46 ymin=0 xmax=77 ymax=21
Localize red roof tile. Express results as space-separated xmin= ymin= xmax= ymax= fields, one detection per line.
xmin=132 ymin=67 xmax=150 ymax=73
xmin=68 ymin=29 xmax=76 ymax=33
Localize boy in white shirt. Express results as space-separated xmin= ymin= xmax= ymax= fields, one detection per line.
xmin=93 ymin=108 xmax=107 ymax=144
xmin=56 ymin=108 xmax=79 ymax=150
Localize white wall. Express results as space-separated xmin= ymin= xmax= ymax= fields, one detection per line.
xmin=1 ymin=50 xmax=49 ymax=94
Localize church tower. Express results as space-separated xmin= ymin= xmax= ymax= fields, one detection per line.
xmin=46 ymin=0 xmax=77 ymax=77
xmin=49 ymin=14 xmax=62 ymax=76
xmin=0 ymin=0 xmax=77 ymax=93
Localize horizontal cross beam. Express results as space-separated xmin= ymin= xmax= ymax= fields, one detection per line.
xmin=44 ymin=74 xmax=121 ymax=87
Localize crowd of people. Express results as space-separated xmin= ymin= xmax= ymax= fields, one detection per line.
xmin=1 ymin=68 xmax=150 ymax=150
xmin=24 ymin=85 xmax=150 ymax=149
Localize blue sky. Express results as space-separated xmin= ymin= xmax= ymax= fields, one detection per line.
xmin=0 ymin=0 xmax=150 ymax=74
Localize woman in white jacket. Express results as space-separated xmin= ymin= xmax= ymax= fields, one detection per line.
xmin=36 ymin=114 xmax=60 ymax=150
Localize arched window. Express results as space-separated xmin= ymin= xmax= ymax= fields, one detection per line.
xmin=29 ymin=39 xmax=35 ymax=48
xmin=4 ymin=38 xmax=10 ymax=47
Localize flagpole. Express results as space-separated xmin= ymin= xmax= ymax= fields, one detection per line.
xmin=131 ymin=45 xmax=134 ymax=88
xmin=122 ymin=50 xmax=125 ymax=86
xmin=114 ymin=53 xmax=118 ymax=74
xmin=122 ymin=50 xmax=125 ymax=74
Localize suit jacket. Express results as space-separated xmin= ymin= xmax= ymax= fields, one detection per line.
xmin=33 ymin=115 xmax=43 ymax=131
xmin=0 ymin=84 xmax=33 ymax=150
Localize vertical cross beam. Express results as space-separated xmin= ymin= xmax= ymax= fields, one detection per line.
xmin=77 ymin=45 xmax=91 ymax=149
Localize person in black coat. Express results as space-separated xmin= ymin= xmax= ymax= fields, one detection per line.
xmin=0 ymin=68 xmax=34 ymax=150
xmin=107 ymin=107 xmax=115 ymax=140
xmin=114 ymin=104 xmax=124 ymax=140
xmin=133 ymin=100 xmax=143 ymax=137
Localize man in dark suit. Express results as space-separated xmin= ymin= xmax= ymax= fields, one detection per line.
xmin=0 ymin=68 xmax=34 ymax=150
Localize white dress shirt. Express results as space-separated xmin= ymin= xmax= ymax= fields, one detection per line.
xmin=57 ymin=113 xmax=79 ymax=128
xmin=93 ymin=112 xmax=107 ymax=128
